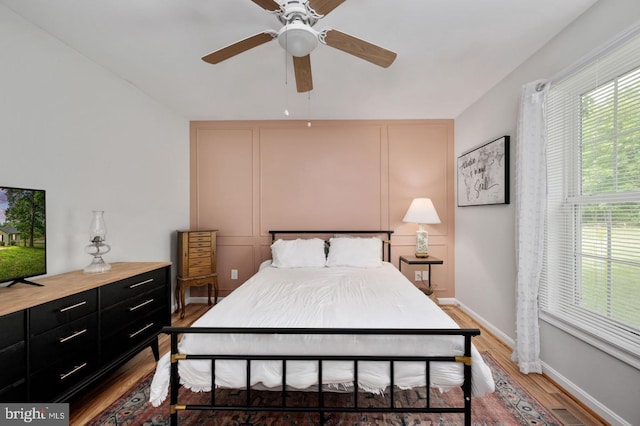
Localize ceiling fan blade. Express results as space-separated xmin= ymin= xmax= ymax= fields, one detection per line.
xmin=308 ymin=0 xmax=345 ymax=16
xmin=323 ymin=29 xmax=397 ymax=68
xmin=202 ymin=32 xmax=275 ymax=64
xmin=293 ymin=55 xmax=313 ymax=93
xmin=251 ymin=0 xmax=281 ymax=12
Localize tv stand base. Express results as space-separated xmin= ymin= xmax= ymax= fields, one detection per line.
xmin=7 ymin=279 xmax=44 ymax=287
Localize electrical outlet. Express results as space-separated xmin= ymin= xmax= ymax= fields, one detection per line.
xmin=422 ymin=271 xmax=429 ymax=281
xmin=231 ymin=269 xmax=238 ymax=280
xmin=414 ymin=271 xmax=422 ymax=281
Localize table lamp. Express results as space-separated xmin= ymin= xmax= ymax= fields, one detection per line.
xmin=402 ymin=198 xmax=441 ymax=258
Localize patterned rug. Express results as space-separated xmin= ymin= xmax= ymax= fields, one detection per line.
xmin=86 ymin=353 xmax=562 ymax=426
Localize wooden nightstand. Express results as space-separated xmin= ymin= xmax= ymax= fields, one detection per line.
xmin=399 ymin=255 xmax=443 ymax=303
xmin=176 ymin=230 xmax=219 ymax=318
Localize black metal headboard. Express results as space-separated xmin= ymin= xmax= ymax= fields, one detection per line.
xmin=268 ymin=230 xmax=394 ymax=262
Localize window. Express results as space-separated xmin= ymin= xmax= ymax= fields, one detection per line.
xmin=542 ymin=30 xmax=640 ymax=367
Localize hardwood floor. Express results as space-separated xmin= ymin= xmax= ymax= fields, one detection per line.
xmin=68 ymin=304 xmax=212 ymax=425
xmin=442 ymin=305 xmax=608 ymax=425
xmin=69 ymin=303 xmax=608 ymax=425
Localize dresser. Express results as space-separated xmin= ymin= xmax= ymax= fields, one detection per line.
xmin=0 ymin=262 xmax=170 ymax=403
xmin=176 ymin=230 xmax=218 ymax=318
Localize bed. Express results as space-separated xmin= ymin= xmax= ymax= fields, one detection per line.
xmin=150 ymin=230 xmax=495 ymax=425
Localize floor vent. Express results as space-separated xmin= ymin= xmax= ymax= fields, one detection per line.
xmin=550 ymin=407 xmax=586 ymax=425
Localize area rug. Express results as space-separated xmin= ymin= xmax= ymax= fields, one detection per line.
xmin=86 ymin=353 xmax=562 ymax=426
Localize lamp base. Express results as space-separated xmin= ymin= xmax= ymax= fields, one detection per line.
xmin=414 ymin=229 xmax=429 ymax=259
xmin=84 ymin=256 xmax=111 ymax=274
xmin=84 ymin=241 xmax=111 ymax=274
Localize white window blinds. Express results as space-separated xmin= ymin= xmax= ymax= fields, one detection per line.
xmin=542 ymin=27 xmax=640 ymax=366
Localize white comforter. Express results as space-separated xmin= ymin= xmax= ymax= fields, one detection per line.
xmin=150 ymin=263 xmax=495 ymax=406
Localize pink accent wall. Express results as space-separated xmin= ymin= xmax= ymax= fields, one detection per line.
xmin=189 ymin=120 xmax=455 ymax=298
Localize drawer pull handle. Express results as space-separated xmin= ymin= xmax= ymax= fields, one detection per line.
xmin=129 ymin=299 xmax=154 ymax=312
xmin=60 ymin=362 xmax=87 ymax=380
xmin=59 ymin=301 xmax=87 ymax=313
xmin=59 ymin=328 xmax=88 ymax=343
xmin=129 ymin=322 xmax=154 ymax=338
xmin=129 ymin=278 xmax=154 ymax=289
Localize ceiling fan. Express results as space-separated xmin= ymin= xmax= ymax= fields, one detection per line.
xmin=201 ymin=0 xmax=397 ymax=93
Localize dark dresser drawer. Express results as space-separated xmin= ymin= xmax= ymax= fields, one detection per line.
xmin=101 ymin=268 xmax=166 ymax=308
xmin=30 ymin=350 xmax=98 ymax=402
xmin=102 ymin=285 xmax=165 ymax=336
xmin=0 ymin=341 xmax=26 ymax=394
xmin=101 ymin=308 xmax=165 ymax=363
xmin=0 ymin=311 xmax=26 ymax=402
xmin=30 ymin=314 xmax=98 ymax=372
xmin=30 ymin=289 xmax=98 ymax=336
xmin=0 ymin=310 xmax=25 ymax=347
xmin=0 ymin=380 xmax=27 ymax=403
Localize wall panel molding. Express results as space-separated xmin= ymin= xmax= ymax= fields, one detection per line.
xmin=191 ymin=120 xmax=455 ymax=297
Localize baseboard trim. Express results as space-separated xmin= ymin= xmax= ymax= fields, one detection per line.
xmin=541 ymin=360 xmax=631 ymax=426
xmin=454 ymin=299 xmax=630 ymax=426
xmin=455 ymin=300 xmax=515 ymax=348
xmin=188 ymin=296 xmax=224 ymax=305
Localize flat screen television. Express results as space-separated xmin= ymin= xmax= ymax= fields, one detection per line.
xmin=0 ymin=186 xmax=46 ymax=286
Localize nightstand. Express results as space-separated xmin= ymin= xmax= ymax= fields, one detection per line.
xmin=399 ymin=255 xmax=443 ymax=303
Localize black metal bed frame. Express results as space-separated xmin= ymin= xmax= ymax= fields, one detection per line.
xmin=163 ymin=230 xmax=481 ymax=426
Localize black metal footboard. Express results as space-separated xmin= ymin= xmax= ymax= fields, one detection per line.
xmin=164 ymin=327 xmax=479 ymax=426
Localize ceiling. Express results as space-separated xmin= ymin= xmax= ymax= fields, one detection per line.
xmin=1 ymin=0 xmax=597 ymax=120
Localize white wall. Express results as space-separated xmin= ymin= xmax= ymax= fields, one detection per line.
xmin=455 ymin=1 xmax=640 ymax=425
xmin=0 ymin=6 xmax=189 ymax=281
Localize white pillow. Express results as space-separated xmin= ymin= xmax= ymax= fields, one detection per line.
xmin=258 ymin=259 xmax=273 ymax=270
xmin=270 ymin=238 xmax=327 ymax=268
xmin=326 ymin=237 xmax=383 ymax=268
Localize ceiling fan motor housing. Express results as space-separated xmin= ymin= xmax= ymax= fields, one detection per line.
xmin=277 ymin=0 xmax=320 ymax=25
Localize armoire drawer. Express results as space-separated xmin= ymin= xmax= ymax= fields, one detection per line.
xmin=101 ymin=268 xmax=166 ymax=308
xmin=187 ymin=266 xmax=213 ymax=276
xmin=30 ymin=313 xmax=98 ymax=372
xmin=30 ymin=289 xmax=98 ymax=336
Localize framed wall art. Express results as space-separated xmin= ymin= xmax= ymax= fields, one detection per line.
xmin=457 ymin=136 xmax=510 ymax=207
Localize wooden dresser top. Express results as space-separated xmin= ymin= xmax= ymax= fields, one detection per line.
xmin=0 ymin=261 xmax=171 ymax=316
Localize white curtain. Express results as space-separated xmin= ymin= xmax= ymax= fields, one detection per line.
xmin=512 ymin=80 xmax=548 ymax=374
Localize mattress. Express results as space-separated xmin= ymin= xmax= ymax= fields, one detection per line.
xmin=149 ymin=262 xmax=495 ymax=406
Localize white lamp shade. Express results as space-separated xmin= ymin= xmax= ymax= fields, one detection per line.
xmin=278 ymin=22 xmax=318 ymax=57
xmin=402 ymin=198 xmax=441 ymax=225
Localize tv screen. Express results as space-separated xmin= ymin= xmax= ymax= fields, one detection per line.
xmin=0 ymin=186 xmax=46 ymax=285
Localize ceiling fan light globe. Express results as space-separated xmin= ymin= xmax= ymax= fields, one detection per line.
xmin=278 ymin=22 xmax=318 ymax=57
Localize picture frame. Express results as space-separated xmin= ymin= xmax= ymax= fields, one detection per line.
xmin=457 ymin=136 xmax=510 ymax=207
